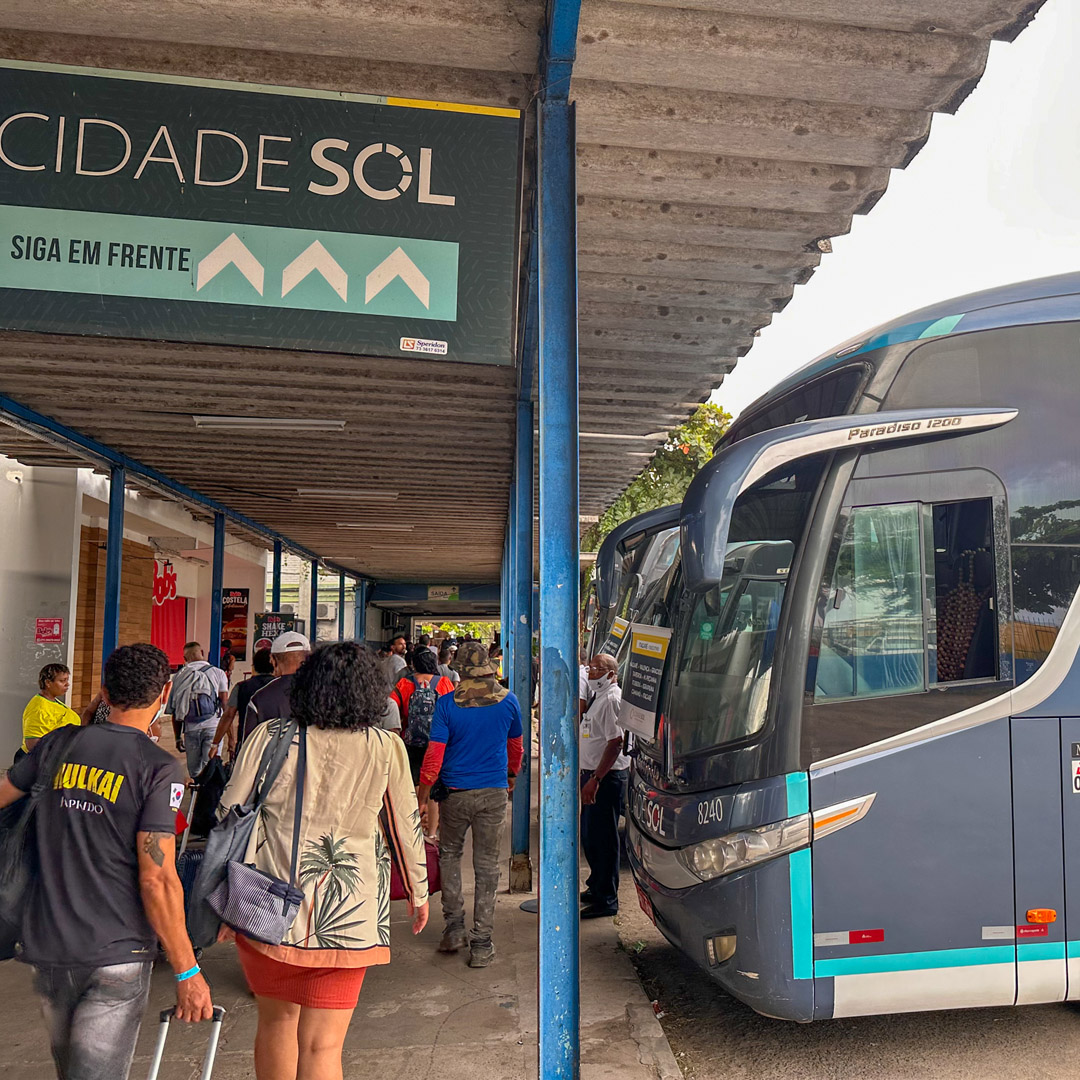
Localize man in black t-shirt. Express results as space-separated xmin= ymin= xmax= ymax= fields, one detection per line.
xmin=243 ymin=630 xmax=311 ymax=740
xmin=0 ymin=643 xmax=213 ymax=1080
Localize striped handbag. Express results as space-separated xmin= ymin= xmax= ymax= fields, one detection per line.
xmin=208 ymin=727 xmax=307 ymax=946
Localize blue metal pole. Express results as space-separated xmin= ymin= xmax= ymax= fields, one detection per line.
xmin=537 ymin=96 xmax=580 ymax=1079
xmin=510 ymin=397 xmax=535 ymax=872
xmin=501 ymin=529 xmax=509 ymax=656
xmin=511 ymin=169 xmax=539 ymax=877
xmin=209 ymin=512 xmax=225 ymax=666
xmin=506 ymin=488 xmax=517 ymax=697
xmin=101 ymin=465 xmax=125 ymax=672
xmin=354 ymin=581 xmax=365 ymax=642
xmin=272 ymin=540 xmax=282 ymax=611
xmin=309 ymin=560 xmax=319 ymax=645
xmin=338 ymin=573 xmax=346 ymax=640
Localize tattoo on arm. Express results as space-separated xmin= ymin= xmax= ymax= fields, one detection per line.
xmin=142 ymin=831 xmax=171 ymax=868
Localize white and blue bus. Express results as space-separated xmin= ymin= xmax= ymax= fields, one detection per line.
xmin=625 ymin=272 xmax=1080 ymax=1020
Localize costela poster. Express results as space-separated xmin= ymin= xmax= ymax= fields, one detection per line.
xmin=253 ymin=611 xmax=304 ymax=652
xmin=620 ymin=624 xmax=673 ymax=740
xmin=222 ymin=588 xmax=249 ymax=660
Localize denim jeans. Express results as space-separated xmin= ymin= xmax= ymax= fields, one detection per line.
xmin=438 ymin=788 xmax=508 ymax=946
xmin=185 ymin=719 xmax=218 ymax=779
xmin=580 ymin=768 xmax=629 ymax=909
xmin=33 ymin=961 xmax=152 ymax=1080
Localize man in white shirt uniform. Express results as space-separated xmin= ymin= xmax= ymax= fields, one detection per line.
xmin=579 ymin=652 xmax=630 ymax=919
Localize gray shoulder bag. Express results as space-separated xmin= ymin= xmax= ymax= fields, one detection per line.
xmin=187 ymin=719 xmax=299 ymax=948
xmin=207 ymin=727 xmax=307 ymax=946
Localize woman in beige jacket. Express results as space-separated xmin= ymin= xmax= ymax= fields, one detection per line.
xmin=219 ymin=641 xmax=429 ymax=1080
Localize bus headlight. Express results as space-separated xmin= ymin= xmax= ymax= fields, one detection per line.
xmin=677 ymin=814 xmax=810 ymax=881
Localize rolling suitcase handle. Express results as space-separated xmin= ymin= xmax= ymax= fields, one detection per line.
xmin=179 ymin=786 xmax=199 ymax=857
xmin=146 ymin=1005 xmax=226 ymax=1080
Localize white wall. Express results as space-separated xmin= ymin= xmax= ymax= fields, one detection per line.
xmin=0 ymin=458 xmax=81 ymax=754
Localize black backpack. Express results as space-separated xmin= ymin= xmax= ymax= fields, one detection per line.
xmin=403 ymin=677 xmax=439 ymax=748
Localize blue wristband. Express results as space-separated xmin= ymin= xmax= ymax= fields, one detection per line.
xmin=175 ymin=964 xmax=201 ymax=983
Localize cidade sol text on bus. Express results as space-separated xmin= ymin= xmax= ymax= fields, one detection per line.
xmin=0 ymin=112 xmax=458 ymax=204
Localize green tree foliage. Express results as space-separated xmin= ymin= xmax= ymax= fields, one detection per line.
xmin=582 ymin=403 xmax=732 ymax=552
xmin=418 ymin=619 xmax=501 ymax=643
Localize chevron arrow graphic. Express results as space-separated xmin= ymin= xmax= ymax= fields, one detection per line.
xmin=365 ymin=247 xmax=430 ymax=309
xmin=196 ymin=233 xmax=264 ymax=295
xmin=281 ymin=241 xmax=348 ymax=302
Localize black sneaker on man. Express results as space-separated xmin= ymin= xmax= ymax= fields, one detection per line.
xmin=468 ymin=942 xmax=496 ymax=967
xmin=438 ymin=926 xmax=468 ymax=953
xmin=580 ymin=903 xmax=619 ymax=920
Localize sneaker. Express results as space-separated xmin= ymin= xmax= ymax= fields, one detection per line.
xmin=437 ymin=927 xmax=468 ymax=953
xmin=468 ymin=942 xmax=496 ymax=968
xmin=580 ymin=889 xmax=596 ymax=903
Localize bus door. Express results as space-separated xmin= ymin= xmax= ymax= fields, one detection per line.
xmin=1058 ymin=718 xmax=1080 ymax=999
xmin=804 ymin=477 xmax=1020 ymax=1018
xmin=1011 ymin=716 xmax=1066 ymax=1003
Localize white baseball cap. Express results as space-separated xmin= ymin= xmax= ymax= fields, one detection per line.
xmin=271 ymin=631 xmax=311 ymax=654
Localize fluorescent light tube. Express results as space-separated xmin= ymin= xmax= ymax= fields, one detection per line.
xmin=336 ymin=523 xmax=414 ymax=530
xmin=297 ymin=488 xmax=399 ymax=499
xmin=193 ymin=415 xmax=346 ymax=432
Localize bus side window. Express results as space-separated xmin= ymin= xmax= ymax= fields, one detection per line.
xmin=816 ymin=503 xmax=924 ymax=700
xmin=813 ymin=497 xmax=997 ymax=702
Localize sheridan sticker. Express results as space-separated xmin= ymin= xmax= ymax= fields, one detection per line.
xmin=400 ymin=336 xmax=448 ymax=355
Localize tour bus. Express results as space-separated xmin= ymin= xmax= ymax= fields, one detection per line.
xmin=627 ymin=272 xmax=1080 ymax=1021
xmin=587 ymin=505 xmax=680 ymax=659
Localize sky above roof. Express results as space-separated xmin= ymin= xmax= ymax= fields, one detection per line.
xmin=713 ymin=0 xmax=1077 ymax=421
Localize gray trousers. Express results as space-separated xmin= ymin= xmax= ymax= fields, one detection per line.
xmin=184 ymin=720 xmax=217 ymax=779
xmin=438 ymin=788 xmax=507 ymax=946
xmin=33 ymin=961 xmax=152 ymax=1080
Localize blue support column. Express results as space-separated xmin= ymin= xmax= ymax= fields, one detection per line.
xmin=309 ymin=560 xmax=319 ymax=645
xmin=272 ymin=540 xmax=282 ymax=611
xmin=209 ymin=513 xmax=225 ymax=666
xmin=101 ymin=465 xmax=125 ymax=671
xmin=354 ymin=580 xmax=367 ymax=642
xmin=537 ymin=91 xmax=580 ymax=1079
xmin=510 ymin=397 xmax=535 ymax=885
xmin=501 ymin=529 xmax=510 ymax=653
xmin=338 ymin=573 xmax=346 ymax=639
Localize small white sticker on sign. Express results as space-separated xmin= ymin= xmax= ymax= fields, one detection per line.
xmin=400 ymin=336 xmax=448 ymax=355
xmin=1073 ymin=759 xmax=1080 ymax=795
xmin=981 ymin=925 xmax=1014 ymax=940
xmin=813 ymin=932 xmax=848 ymax=947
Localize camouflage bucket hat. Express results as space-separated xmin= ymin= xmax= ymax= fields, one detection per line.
xmin=455 ymin=642 xmax=497 ymax=677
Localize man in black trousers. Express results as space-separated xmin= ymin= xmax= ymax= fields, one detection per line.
xmin=579 ymin=652 xmax=631 ymax=919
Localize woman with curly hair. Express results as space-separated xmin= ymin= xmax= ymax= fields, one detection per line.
xmin=218 ymin=642 xmax=429 ymax=1080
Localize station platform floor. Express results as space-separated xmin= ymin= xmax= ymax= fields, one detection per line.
xmin=0 ymin=737 xmax=681 ymax=1079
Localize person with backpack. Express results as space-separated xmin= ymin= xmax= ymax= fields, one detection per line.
xmin=0 ymin=643 xmax=214 ymax=1079
xmin=392 ymin=648 xmax=454 ymax=838
xmin=164 ymin=641 xmax=229 ymax=779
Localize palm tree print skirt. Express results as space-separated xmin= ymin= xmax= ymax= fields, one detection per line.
xmin=236 ymin=935 xmax=368 ymax=1009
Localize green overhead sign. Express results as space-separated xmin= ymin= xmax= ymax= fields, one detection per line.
xmin=0 ymin=61 xmax=522 ymax=364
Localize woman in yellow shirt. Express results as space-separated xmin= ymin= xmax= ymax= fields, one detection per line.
xmin=21 ymin=664 xmax=81 ymax=755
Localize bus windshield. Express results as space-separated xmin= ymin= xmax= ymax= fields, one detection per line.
xmin=611 ymin=526 xmax=680 ymax=626
xmin=664 ymin=459 xmax=824 ymax=758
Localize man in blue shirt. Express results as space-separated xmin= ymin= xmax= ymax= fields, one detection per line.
xmin=417 ymin=643 xmax=524 ymax=968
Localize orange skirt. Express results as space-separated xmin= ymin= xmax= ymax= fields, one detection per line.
xmin=236 ymin=935 xmax=367 ymax=1010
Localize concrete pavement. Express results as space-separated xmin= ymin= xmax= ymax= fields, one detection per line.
xmin=0 ymin=759 xmax=681 ymax=1079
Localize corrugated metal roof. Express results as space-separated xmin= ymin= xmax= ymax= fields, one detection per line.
xmin=0 ymin=0 xmax=1046 ymax=579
